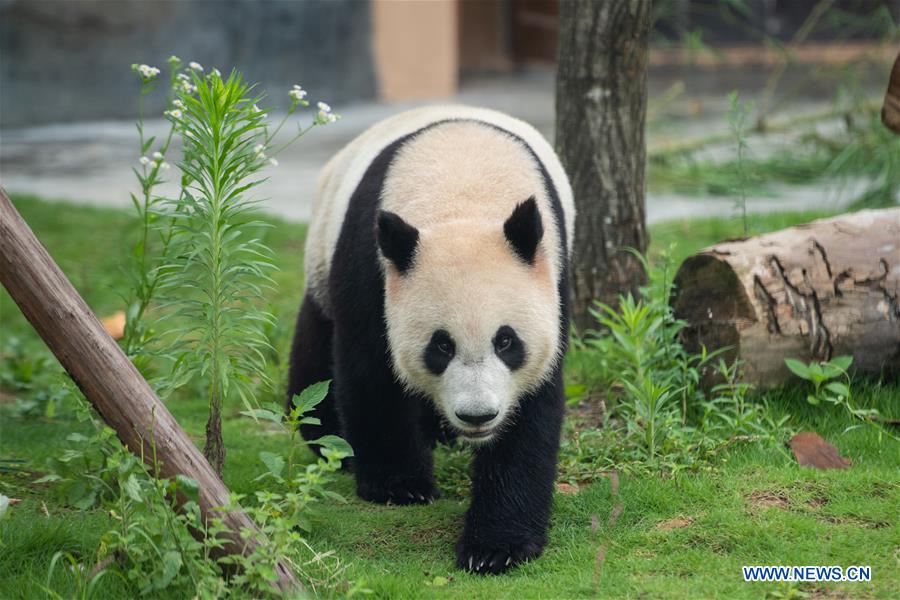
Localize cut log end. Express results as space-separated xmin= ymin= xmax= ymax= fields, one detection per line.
xmin=673 ymin=254 xmax=750 ymax=378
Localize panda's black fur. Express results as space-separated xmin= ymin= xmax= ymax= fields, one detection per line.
xmin=287 ymin=120 xmax=569 ymax=575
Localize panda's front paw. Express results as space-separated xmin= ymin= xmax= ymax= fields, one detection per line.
xmin=356 ymin=473 xmax=439 ymax=506
xmin=455 ymin=537 xmax=544 ymax=575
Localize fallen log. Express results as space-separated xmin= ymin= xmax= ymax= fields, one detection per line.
xmin=672 ymin=208 xmax=900 ymax=387
xmin=0 ymin=188 xmax=299 ymax=593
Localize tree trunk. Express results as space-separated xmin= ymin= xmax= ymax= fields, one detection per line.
xmin=555 ymin=0 xmax=651 ymax=330
xmin=0 ymin=189 xmax=299 ymax=593
xmin=672 ymin=209 xmax=900 ymax=387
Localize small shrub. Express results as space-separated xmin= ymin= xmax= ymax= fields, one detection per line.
xmin=560 ymin=248 xmax=790 ymax=477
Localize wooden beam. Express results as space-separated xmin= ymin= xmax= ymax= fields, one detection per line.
xmin=0 ymin=188 xmax=299 ymax=593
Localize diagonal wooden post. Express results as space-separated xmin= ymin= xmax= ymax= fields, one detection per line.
xmin=0 ymin=188 xmax=299 ymax=592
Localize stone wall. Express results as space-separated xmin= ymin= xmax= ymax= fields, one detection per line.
xmin=0 ymin=0 xmax=377 ymax=127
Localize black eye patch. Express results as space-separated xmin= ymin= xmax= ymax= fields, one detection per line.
xmin=493 ymin=325 xmax=525 ymax=370
xmin=424 ymin=329 xmax=455 ymax=375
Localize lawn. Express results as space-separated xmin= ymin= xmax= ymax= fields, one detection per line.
xmin=1 ymin=194 xmax=897 ymax=599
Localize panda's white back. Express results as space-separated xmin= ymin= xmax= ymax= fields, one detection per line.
xmin=303 ymin=105 xmax=574 ymax=314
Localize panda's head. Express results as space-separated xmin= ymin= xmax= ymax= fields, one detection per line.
xmin=376 ymin=198 xmax=560 ymax=444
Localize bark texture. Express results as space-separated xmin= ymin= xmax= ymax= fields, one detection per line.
xmin=672 ymin=209 xmax=900 ymax=387
xmin=555 ymin=0 xmax=650 ymax=330
xmin=0 ymin=189 xmax=298 ymax=593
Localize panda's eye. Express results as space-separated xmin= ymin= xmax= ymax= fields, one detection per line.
xmin=493 ymin=325 xmax=525 ymax=370
xmin=424 ymin=329 xmax=455 ymax=375
xmin=495 ymin=335 xmax=513 ymax=353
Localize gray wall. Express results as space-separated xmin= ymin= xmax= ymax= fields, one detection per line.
xmin=0 ymin=0 xmax=377 ymax=128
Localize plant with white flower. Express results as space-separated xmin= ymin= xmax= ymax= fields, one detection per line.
xmin=315 ymin=101 xmax=340 ymax=124
xmin=189 ymin=61 xmax=203 ymax=72
xmin=174 ymin=72 xmax=197 ymax=95
xmin=132 ymin=63 xmax=161 ymax=82
xmin=289 ymin=84 xmax=308 ymax=106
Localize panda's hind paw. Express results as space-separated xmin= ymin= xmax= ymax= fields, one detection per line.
xmin=455 ymin=539 xmax=543 ymax=575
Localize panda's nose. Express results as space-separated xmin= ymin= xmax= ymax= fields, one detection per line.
xmin=455 ymin=410 xmax=498 ymax=426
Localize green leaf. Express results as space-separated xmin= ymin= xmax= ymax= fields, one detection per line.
xmin=291 ymin=380 xmax=331 ymax=416
xmin=123 ymin=474 xmax=143 ymax=503
xmin=825 ymin=382 xmax=850 ymax=397
xmin=159 ymin=550 xmax=183 ymax=589
xmin=259 ymin=451 xmax=285 ymax=477
xmin=310 ymin=435 xmax=354 ymax=457
xmin=784 ymin=358 xmax=810 ymax=379
xmin=240 ymin=408 xmax=283 ymax=424
xmin=175 ymin=474 xmax=199 ymax=501
xmin=33 ymin=474 xmax=61 ymax=484
xmin=829 ymin=355 xmax=853 ymax=372
xmin=806 ymin=394 xmax=820 ymax=406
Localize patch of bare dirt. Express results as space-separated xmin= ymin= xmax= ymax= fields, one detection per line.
xmin=806 ymin=496 xmax=828 ymax=508
xmin=746 ymin=490 xmax=790 ymax=510
xmin=556 ymin=482 xmax=581 ymax=495
xmin=656 ymin=517 xmax=694 ymax=531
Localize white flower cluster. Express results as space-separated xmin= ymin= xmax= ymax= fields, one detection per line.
xmin=133 ymin=63 xmax=160 ymax=81
xmin=175 ymin=72 xmax=197 ymax=94
xmin=189 ymin=61 xmax=203 ymax=72
xmin=316 ymin=101 xmax=339 ymax=124
xmin=139 ymin=152 xmax=170 ymax=171
xmin=253 ymin=143 xmax=279 ymax=167
xmin=289 ymin=84 xmax=307 ymax=103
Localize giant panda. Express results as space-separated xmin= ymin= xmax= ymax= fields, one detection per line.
xmin=287 ymin=105 xmax=574 ymax=574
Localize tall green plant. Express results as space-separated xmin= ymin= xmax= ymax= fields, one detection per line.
xmin=124 ymin=61 xmax=336 ymax=473
xmin=159 ymin=70 xmax=276 ymax=472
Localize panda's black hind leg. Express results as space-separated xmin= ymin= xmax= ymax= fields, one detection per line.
xmin=287 ymin=296 xmax=342 ymax=453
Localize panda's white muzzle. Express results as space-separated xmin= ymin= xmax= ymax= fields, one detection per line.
xmin=439 ymin=358 xmax=512 ymax=443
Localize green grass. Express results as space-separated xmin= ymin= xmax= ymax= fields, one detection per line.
xmin=1 ymin=195 xmax=898 ymax=599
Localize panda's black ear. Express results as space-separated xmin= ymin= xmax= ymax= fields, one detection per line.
xmin=377 ymin=210 xmax=419 ymax=274
xmin=503 ymin=196 xmax=543 ymax=265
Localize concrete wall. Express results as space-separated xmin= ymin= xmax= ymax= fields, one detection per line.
xmin=0 ymin=0 xmax=377 ymax=127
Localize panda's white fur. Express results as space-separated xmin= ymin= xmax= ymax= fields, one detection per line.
xmin=304 ymin=105 xmax=574 ymax=442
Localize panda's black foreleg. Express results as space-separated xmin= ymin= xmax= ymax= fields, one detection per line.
xmin=287 ymin=296 xmax=341 ymax=451
xmin=332 ymin=332 xmax=438 ymax=506
xmin=456 ymin=367 xmax=565 ymax=575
